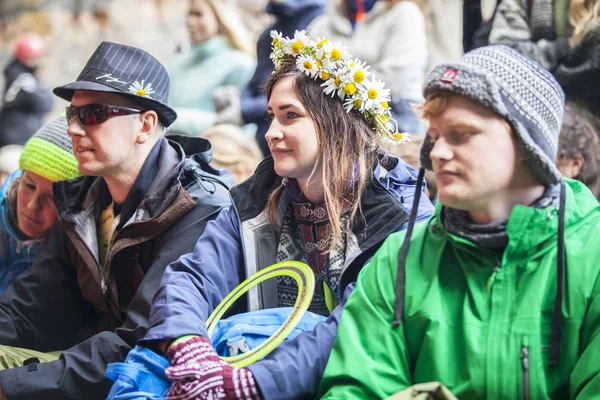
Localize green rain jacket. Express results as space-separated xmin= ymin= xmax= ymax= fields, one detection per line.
xmin=319 ymin=180 xmax=600 ymax=400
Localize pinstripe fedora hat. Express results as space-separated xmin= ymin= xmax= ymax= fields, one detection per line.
xmin=54 ymin=41 xmax=177 ymax=127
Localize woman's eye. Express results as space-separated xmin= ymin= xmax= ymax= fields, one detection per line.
xmin=287 ymin=112 xmax=299 ymax=119
xmin=25 ymin=184 xmax=35 ymax=191
xmin=40 ymin=195 xmax=54 ymax=208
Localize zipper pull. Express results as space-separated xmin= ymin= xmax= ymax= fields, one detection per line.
xmin=521 ymin=346 xmax=529 ymax=371
xmin=486 ymin=261 xmax=502 ymax=293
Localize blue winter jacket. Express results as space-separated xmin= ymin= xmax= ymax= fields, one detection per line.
xmin=0 ymin=170 xmax=42 ymax=296
xmin=142 ymin=154 xmax=434 ymax=399
xmin=240 ymin=0 xmax=326 ymax=155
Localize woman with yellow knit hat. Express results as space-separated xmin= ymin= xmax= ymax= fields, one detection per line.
xmin=0 ymin=115 xmax=80 ymax=295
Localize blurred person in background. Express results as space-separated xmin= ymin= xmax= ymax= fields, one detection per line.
xmin=0 ymin=145 xmax=22 ymax=187
xmin=490 ymin=0 xmax=600 ymax=125
xmin=557 ymin=101 xmax=600 ymax=200
xmin=0 ymin=32 xmax=54 ymax=147
xmin=489 ymin=0 xmax=573 ymax=71
xmin=168 ymin=0 xmax=256 ymax=136
xmin=553 ymin=1 xmax=600 ymax=126
xmin=202 ymin=123 xmax=263 ymax=185
xmin=0 ymin=116 xmax=79 ymax=297
xmin=307 ymin=0 xmax=429 ymax=135
xmin=214 ymin=0 xmax=326 ymax=156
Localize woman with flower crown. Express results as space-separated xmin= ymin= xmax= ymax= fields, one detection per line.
xmin=115 ymin=30 xmax=434 ymax=399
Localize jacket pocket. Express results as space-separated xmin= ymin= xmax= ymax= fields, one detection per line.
xmin=521 ymin=336 xmax=530 ymax=400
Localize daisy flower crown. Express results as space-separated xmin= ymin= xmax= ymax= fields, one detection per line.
xmin=270 ymin=30 xmax=408 ymax=143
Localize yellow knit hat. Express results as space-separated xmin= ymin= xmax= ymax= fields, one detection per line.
xmin=19 ymin=116 xmax=80 ymax=182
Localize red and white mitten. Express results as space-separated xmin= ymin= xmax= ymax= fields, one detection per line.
xmin=165 ymin=336 xmax=262 ymax=400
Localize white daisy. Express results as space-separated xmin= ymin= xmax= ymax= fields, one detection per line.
xmin=391 ymin=131 xmax=412 ymax=144
xmin=343 ymin=93 xmax=366 ymax=113
xmin=270 ymin=30 xmax=284 ymax=46
xmin=362 ymin=78 xmax=391 ymax=108
xmin=296 ymin=55 xmax=319 ymax=78
xmin=322 ymin=72 xmax=350 ymax=99
xmin=348 ymin=59 xmax=371 ymax=84
xmin=286 ymin=30 xmax=311 ymax=55
xmin=320 ymin=41 xmax=350 ymax=65
xmin=128 ymin=80 xmax=155 ymax=98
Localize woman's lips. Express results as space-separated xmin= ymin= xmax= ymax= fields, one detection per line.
xmin=270 ymin=147 xmax=291 ymax=153
xmin=21 ymin=213 xmax=41 ymax=225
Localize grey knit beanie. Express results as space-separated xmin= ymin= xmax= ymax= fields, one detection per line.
xmin=420 ymin=45 xmax=565 ymax=185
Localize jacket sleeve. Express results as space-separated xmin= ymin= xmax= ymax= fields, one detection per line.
xmin=247 ymin=284 xmax=355 ymax=400
xmin=142 ymin=206 xmax=244 ymax=343
xmin=488 ymin=0 xmax=571 ymax=71
xmin=3 ymin=73 xmax=54 ymax=113
xmin=570 ymin=271 xmax=600 ymax=398
xmin=0 ymin=223 xmax=92 ymax=351
xmin=553 ymin=35 xmax=600 ymax=96
xmin=0 ymin=193 xmax=229 ymax=400
xmin=317 ymin=234 xmax=412 ymax=399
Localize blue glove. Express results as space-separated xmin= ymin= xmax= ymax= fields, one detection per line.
xmin=106 ymin=345 xmax=171 ymax=400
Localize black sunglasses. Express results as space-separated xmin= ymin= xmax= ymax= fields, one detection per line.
xmin=65 ymin=104 xmax=143 ymax=126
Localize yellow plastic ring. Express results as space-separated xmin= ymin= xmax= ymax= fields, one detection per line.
xmin=206 ymin=261 xmax=315 ymax=368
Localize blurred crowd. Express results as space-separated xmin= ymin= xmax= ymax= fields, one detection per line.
xmin=1 ymin=0 xmax=599 ymax=199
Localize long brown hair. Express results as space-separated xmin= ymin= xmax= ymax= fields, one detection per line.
xmin=264 ymin=62 xmax=383 ymax=249
xmin=7 ymin=177 xmax=20 ymax=231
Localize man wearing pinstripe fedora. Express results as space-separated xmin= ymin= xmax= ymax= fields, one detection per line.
xmin=0 ymin=41 xmax=234 ymax=399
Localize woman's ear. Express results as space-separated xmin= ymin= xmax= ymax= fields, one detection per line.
xmin=136 ymin=111 xmax=159 ymax=144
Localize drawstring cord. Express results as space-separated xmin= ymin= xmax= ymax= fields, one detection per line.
xmin=392 ymin=173 xmax=567 ymax=367
xmin=549 ymin=180 xmax=566 ymax=367
xmin=393 ymin=167 xmax=425 ymax=327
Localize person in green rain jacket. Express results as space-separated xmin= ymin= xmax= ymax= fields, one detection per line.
xmin=318 ymin=45 xmax=600 ymax=400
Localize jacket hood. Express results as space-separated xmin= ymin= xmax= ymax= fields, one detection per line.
xmin=267 ymin=0 xmax=326 ymax=18
xmin=432 ymin=179 xmax=600 ymax=257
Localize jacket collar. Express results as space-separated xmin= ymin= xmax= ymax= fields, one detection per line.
xmin=233 ymin=154 xmax=411 ymax=292
xmin=431 ymin=179 xmax=600 ymax=258
xmin=54 ymin=135 xmax=223 ymax=226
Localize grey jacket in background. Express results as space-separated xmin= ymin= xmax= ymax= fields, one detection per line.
xmin=489 ymin=0 xmax=571 ymax=70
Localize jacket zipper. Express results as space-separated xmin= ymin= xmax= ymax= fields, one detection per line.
xmin=521 ymin=345 xmax=530 ymax=400
xmin=486 ymin=260 xmax=502 ymax=293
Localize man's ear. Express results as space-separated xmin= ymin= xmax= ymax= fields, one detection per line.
xmin=136 ymin=111 xmax=158 ymax=144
